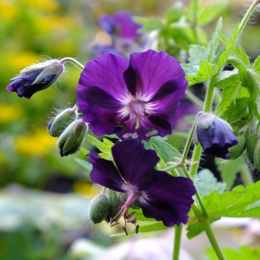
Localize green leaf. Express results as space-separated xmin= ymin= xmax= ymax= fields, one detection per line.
xmin=206 ymin=246 xmax=260 ymax=260
xmin=165 ymin=2 xmax=183 ymax=24
xmin=133 ymin=16 xmax=163 ymax=33
xmin=221 ymin=97 xmax=249 ymax=124
xmin=147 ymin=136 xmax=181 ymax=175
xmin=215 ymin=157 xmax=245 ymax=189
xmin=75 ymin=158 xmax=92 ymax=172
xmin=217 ymin=23 xmax=240 ymax=70
xmin=197 ymin=1 xmax=228 ymax=26
xmin=86 ymin=135 xmax=114 ymax=160
xmin=206 ymin=17 xmax=223 ymax=63
xmin=252 ymin=55 xmax=260 ymax=74
xmin=215 ymin=84 xmax=249 ymax=117
xmin=195 ymin=169 xmax=226 ymax=196
xmin=186 ymin=217 xmax=219 ymax=239
xmin=201 ymin=180 xmax=260 ymax=219
xmin=186 ymin=60 xmax=217 ymax=85
xmin=189 ymin=45 xmax=207 ymax=65
xmin=214 ymin=69 xmax=240 ymax=89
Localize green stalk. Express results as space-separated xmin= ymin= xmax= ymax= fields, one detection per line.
xmin=240 ymin=164 xmax=254 ymax=185
xmin=60 ymin=57 xmax=85 ymax=70
xmin=173 ymin=224 xmax=183 ymax=260
xmin=237 ymin=0 xmax=260 ymax=38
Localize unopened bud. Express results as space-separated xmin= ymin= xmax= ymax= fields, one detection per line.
xmin=57 ymin=119 xmax=88 ymax=156
xmin=48 ymin=107 xmax=78 ymax=137
xmin=89 ymin=194 xmax=109 ymax=224
xmin=105 ymin=190 xmax=121 ymax=222
xmin=254 ymin=140 xmax=260 ymax=171
xmin=228 ymin=135 xmax=246 ymax=159
xmin=246 ymin=133 xmax=259 ymax=166
xmin=6 ymin=59 xmax=64 ymax=99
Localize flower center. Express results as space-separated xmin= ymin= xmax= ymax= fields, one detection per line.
xmin=119 ymin=94 xmax=152 ymax=130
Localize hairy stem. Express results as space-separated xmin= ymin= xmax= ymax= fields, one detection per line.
xmin=60 ymin=57 xmax=85 ymax=70
xmin=173 ymin=224 xmax=183 ymax=260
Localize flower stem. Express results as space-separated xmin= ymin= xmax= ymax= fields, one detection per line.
xmin=202 ymin=218 xmax=225 ymax=260
xmin=240 ymin=164 xmax=254 ymax=185
xmin=238 ymin=0 xmax=260 ymax=38
xmin=173 ymin=224 xmax=182 ymax=260
xmin=60 ymin=57 xmax=85 ymax=70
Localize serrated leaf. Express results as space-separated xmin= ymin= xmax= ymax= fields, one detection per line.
xmin=186 ymin=60 xmax=217 ymax=85
xmin=195 ymin=169 xmax=226 ymax=196
xmin=201 ymin=180 xmax=260 ymax=218
xmin=197 ymin=0 xmax=228 ymax=26
xmin=252 ymin=55 xmax=260 ymax=74
xmin=215 ymin=157 xmax=245 ymax=189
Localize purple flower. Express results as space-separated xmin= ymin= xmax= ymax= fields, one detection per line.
xmin=88 ymin=139 xmax=196 ymax=228
xmin=77 ymin=50 xmax=187 ymax=141
xmin=99 ymin=11 xmax=142 ymax=40
xmin=6 ymin=59 xmax=64 ymax=99
xmin=195 ymin=112 xmax=238 ymax=159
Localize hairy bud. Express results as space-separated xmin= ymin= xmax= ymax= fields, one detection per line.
xmin=89 ymin=194 xmax=109 ymax=224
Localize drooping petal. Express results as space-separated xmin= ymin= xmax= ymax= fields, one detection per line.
xmin=112 ymin=140 xmax=160 ymax=189
xmin=196 ymin=113 xmax=238 ymax=159
xmin=139 ymin=172 xmax=196 ymax=226
xmin=127 ymin=50 xmax=187 ymax=99
xmin=88 ymin=152 xmax=125 ymax=192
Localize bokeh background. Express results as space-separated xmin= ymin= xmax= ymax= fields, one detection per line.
xmin=0 ymin=0 xmax=259 ymax=259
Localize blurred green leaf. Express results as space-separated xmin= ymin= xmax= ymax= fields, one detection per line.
xmin=134 ymin=16 xmax=163 ymax=33
xmin=195 ymin=169 xmax=226 ymax=196
xmin=197 ymin=1 xmax=228 ymax=26
xmin=165 ymin=2 xmax=183 ymax=24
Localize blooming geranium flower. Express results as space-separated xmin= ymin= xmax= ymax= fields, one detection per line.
xmin=77 ymin=50 xmax=187 ymax=140
xmin=88 ymin=139 xmax=196 ymax=228
xmin=99 ymin=11 xmax=142 ymax=41
xmin=195 ymin=112 xmax=238 ymax=159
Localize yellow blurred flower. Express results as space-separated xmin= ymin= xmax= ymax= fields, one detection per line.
xmin=0 ymin=103 xmax=24 ymax=123
xmin=15 ymin=128 xmax=56 ymax=156
xmin=18 ymin=0 xmax=60 ymax=12
xmin=0 ymin=1 xmax=18 ymax=20
xmin=10 ymin=52 xmax=40 ymax=72
xmin=73 ymin=181 xmax=101 ymax=198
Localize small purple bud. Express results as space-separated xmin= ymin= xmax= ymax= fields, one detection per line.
xmin=6 ymin=59 xmax=64 ymax=99
xmin=57 ymin=119 xmax=88 ymax=156
xmin=195 ymin=112 xmax=238 ymax=159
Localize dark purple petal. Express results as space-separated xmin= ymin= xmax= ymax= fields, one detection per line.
xmin=128 ymin=50 xmax=187 ymax=99
xmin=6 ymin=71 xmax=56 ymax=99
xmin=81 ymin=87 xmax=122 ymax=109
xmin=88 ymin=152 xmax=125 ymax=192
xmin=123 ymin=65 xmax=138 ymax=95
xmin=112 ymin=140 xmax=160 ymax=189
xmin=197 ymin=114 xmax=238 ymax=159
xmin=139 ymin=172 xmax=196 ymax=226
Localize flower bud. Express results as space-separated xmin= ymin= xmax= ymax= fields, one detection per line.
xmin=6 ymin=59 xmax=64 ymax=99
xmin=246 ymin=133 xmax=259 ymax=166
xmin=253 ymin=140 xmax=260 ymax=171
xmin=48 ymin=107 xmax=78 ymax=137
xmin=89 ymin=194 xmax=109 ymax=224
xmin=195 ymin=112 xmax=238 ymax=159
xmin=57 ymin=119 xmax=88 ymax=156
xmin=228 ymin=135 xmax=246 ymax=159
xmin=105 ymin=190 xmax=121 ymax=222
